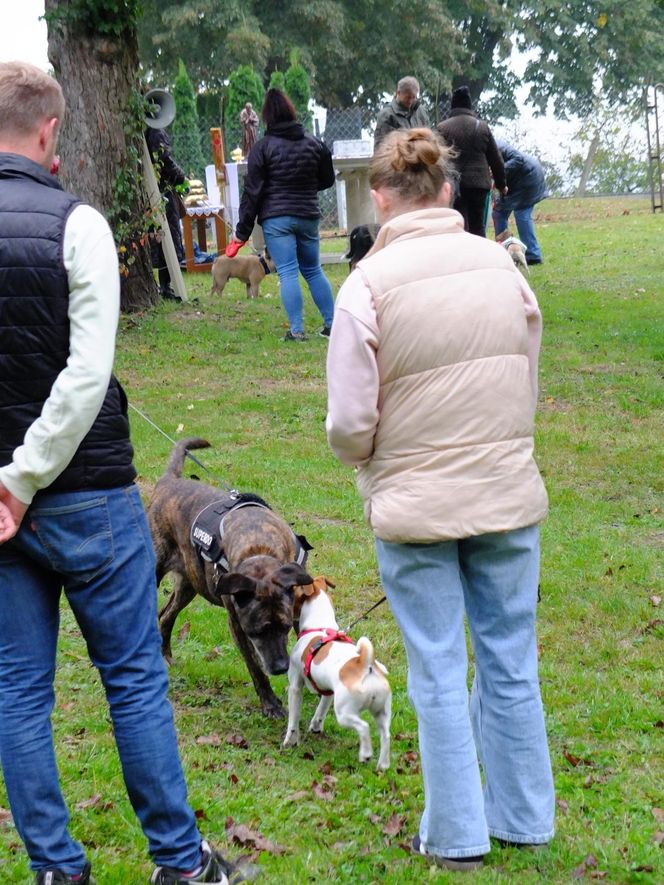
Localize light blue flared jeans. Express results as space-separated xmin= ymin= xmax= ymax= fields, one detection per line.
xmin=376 ymin=525 xmax=554 ymax=859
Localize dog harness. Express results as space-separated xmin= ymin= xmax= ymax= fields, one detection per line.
xmin=190 ymin=492 xmax=311 ymax=572
xmin=297 ymin=628 xmax=355 ymax=696
xmin=258 ymin=254 xmax=272 ymax=275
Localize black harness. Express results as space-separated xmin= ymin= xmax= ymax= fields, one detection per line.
xmin=190 ymin=492 xmax=311 ymax=572
xmin=258 ymin=254 xmax=272 ymax=275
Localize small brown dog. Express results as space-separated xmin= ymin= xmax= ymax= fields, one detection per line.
xmin=210 ymin=248 xmax=275 ymax=299
xmin=147 ymin=437 xmax=312 ymax=718
xmin=495 ymin=229 xmax=529 ymax=276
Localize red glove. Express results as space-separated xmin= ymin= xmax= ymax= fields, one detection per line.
xmin=225 ymin=239 xmax=246 ymax=258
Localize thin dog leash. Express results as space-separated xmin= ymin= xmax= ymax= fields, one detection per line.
xmin=128 ymin=402 xmax=233 ymax=491
xmin=344 ymin=595 xmax=388 ymax=633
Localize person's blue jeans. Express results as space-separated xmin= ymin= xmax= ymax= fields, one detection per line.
xmin=0 ymin=485 xmax=202 ymax=875
xmin=493 ymin=205 xmax=542 ymax=262
xmin=376 ymin=525 xmax=554 ymax=859
xmin=261 ymin=215 xmax=335 ymax=334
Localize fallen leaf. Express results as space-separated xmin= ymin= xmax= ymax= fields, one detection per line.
xmin=631 ymin=865 xmax=654 ymax=873
xmin=564 ymin=750 xmax=594 ymax=768
xmin=194 ymin=808 xmax=208 ymax=820
xmin=229 ymin=773 xmax=239 ymax=785
xmin=0 ymin=807 xmax=12 ymax=824
xmin=285 ymin=790 xmax=308 ymax=802
xmin=653 ymin=831 xmax=664 ymax=846
xmin=204 ymin=646 xmax=222 ymax=660
xmin=319 ymin=761 xmax=334 ymax=776
xmin=369 ymin=813 xmax=381 ymax=825
xmin=196 ymin=733 xmax=221 ymax=746
xmin=382 ymin=813 xmax=406 ymax=837
xmin=652 ymin=807 xmax=664 ymax=823
xmin=176 ymin=423 xmax=184 ymax=433
xmin=225 ymin=733 xmax=248 ymax=748
xmin=556 ymin=799 xmax=570 ymax=814
xmin=584 ymin=854 xmax=598 ymax=868
xmin=75 ymin=794 xmax=102 ymax=810
xmin=572 ymin=863 xmax=587 ymax=879
xmin=225 ymin=819 xmax=288 ymax=855
xmin=589 ymin=871 xmax=608 ymax=879
xmin=650 ymin=595 xmax=661 ymax=607
xmin=177 ymin=621 xmax=191 ymax=640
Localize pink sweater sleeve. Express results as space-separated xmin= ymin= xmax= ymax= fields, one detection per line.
xmin=325 ymin=271 xmax=380 ymax=466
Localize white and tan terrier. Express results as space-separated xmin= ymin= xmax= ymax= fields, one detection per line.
xmin=283 ymin=576 xmax=391 ymax=770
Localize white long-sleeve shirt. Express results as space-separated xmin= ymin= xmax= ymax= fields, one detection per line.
xmin=0 ymin=204 xmax=120 ymax=504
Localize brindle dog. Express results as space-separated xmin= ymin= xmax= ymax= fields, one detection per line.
xmin=147 ymin=438 xmax=312 ymax=718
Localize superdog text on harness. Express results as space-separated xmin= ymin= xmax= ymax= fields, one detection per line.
xmin=298 ymin=628 xmax=354 ymax=696
xmin=190 ymin=492 xmax=312 ymax=572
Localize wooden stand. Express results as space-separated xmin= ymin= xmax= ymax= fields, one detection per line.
xmin=181 ymin=208 xmax=227 ymax=273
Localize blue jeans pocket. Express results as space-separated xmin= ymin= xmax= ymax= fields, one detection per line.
xmin=31 ymin=496 xmax=115 ymax=583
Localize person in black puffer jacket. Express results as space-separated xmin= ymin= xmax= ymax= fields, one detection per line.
xmin=437 ymin=86 xmax=506 ymax=237
xmin=227 ymin=88 xmax=336 ymax=341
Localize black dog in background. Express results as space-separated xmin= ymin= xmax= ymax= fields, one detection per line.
xmin=345 ymin=223 xmax=380 ymax=271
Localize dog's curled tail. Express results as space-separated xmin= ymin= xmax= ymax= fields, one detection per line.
xmin=166 ymin=437 xmax=211 ymax=477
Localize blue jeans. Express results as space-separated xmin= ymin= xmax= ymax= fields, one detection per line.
xmin=493 ymin=205 xmax=542 ymax=262
xmin=0 ymin=485 xmax=202 ymax=875
xmin=376 ymin=525 xmax=554 ymax=858
xmin=261 ymin=215 xmax=335 ymax=334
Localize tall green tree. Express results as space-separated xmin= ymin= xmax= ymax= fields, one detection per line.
xmin=137 ymin=0 xmax=664 ymax=117
xmin=284 ymin=51 xmax=312 ymax=130
xmin=172 ymin=59 xmax=207 ymax=180
xmin=226 ymin=65 xmax=265 ymax=148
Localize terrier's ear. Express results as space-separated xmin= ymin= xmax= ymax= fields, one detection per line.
xmin=313 ymin=575 xmax=336 ymax=592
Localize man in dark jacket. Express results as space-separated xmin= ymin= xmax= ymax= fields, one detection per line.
xmin=493 ymin=139 xmax=549 ymax=265
xmin=437 ymin=86 xmax=506 ymax=237
xmin=145 ymin=124 xmax=186 ymax=299
xmin=374 ymin=76 xmax=431 ymax=150
xmin=0 ymin=61 xmax=238 ymax=885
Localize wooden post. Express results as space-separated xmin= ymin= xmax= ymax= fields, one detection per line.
xmin=141 ymin=137 xmax=187 ymax=301
xmin=210 ymin=128 xmax=228 ymax=252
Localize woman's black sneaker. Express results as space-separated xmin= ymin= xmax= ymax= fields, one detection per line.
xmin=411 ymin=834 xmax=484 ymax=872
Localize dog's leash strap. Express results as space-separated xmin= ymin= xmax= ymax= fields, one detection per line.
xmin=128 ymin=403 xmax=233 ymax=489
xmin=344 ymin=595 xmax=387 ymax=633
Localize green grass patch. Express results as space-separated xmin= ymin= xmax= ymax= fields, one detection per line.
xmin=1 ymin=197 xmax=662 ymax=884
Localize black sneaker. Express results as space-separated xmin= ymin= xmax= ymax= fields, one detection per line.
xmin=411 ymin=835 xmax=484 ymax=872
xmin=35 ymin=863 xmax=94 ymax=884
xmin=282 ymin=331 xmax=307 ymax=341
xmin=150 ymin=841 xmax=239 ymax=884
xmin=160 ymin=286 xmax=182 ymax=301
xmin=319 ymin=326 xmax=332 ymax=338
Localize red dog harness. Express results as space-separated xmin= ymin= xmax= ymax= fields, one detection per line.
xmin=297 ymin=628 xmax=354 ymax=696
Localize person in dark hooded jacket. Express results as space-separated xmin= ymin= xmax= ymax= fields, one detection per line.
xmin=437 ymin=85 xmax=506 ymax=237
xmin=493 ymin=139 xmax=549 ymax=265
xmin=227 ymin=88 xmax=336 ymax=340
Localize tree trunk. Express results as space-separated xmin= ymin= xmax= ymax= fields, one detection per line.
xmin=575 ymin=130 xmax=601 ymax=197
xmin=45 ymin=2 xmax=158 ymax=312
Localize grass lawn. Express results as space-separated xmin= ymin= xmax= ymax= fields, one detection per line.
xmin=1 ymin=197 xmax=662 ymax=884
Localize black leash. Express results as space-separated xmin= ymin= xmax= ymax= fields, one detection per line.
xmin=128 ymin=403 xmax=233 ymax=491
xmin=344 ymin=595 xmax=388 ymax=634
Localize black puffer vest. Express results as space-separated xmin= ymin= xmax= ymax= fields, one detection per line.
xmin=0 ymin=153 xmax=136 ymax=494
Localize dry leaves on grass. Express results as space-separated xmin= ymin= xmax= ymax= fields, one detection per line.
xmin=225 ymin=817 xmax=288 ymax=856
xmin=195 ymin=732 xmax=249 ymax=748
xmin=75 ymin=794 xmax=113 ymax=812
xmin=564 ymin=750 xmax=594 ymax=768
xmin=571 ymin=854 xmax=608 ymax=879
xmin=0 ymin=807 xmax=12 ymax=825
xmin=382 ymin=813 xmax=406 ymax=837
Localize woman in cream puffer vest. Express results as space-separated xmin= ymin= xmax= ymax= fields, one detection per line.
xmin=326 ymin=129 xmax=555 ymax=872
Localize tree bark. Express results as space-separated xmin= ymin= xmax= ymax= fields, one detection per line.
xmin=45 ymin=1 xmax=159 ymax=312
xmin=575 ymin=129 xmax=601 ymax=196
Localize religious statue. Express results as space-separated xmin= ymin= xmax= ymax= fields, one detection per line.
xmin=240 ymin=102 xmax=259 ymax=158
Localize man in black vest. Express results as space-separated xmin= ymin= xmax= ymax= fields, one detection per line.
xmin=0 ymin=62 xmax=238 ymax=885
